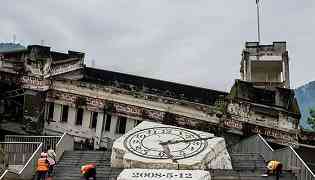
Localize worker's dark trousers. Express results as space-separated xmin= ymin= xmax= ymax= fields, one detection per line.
xmin=36 ymin=171 xmax=47 ymax=180
xmin=84 ymin=168 xmax=96 ymax=180
xmin=275 ymin=163 xmax=283 ymax=180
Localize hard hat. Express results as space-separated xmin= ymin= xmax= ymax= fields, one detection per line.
xmin=40 ymin=152 xmax=48 ymax=157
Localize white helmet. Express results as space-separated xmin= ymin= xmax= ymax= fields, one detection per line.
xmin=40 ymin=152 xmax=48 ymax=157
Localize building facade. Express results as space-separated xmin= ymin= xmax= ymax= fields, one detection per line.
xmin=240 ymin=42 xmax=290 ymax=88
xmin=0 ymin=42 xmax=303 ymax=147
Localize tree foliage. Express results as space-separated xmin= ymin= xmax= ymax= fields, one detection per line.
xmin=307 ymin=108 xmax=315 ymax=130
xmin=0 ymin=145 xmax=4 ymax=165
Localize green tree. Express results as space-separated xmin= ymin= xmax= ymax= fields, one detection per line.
xmin=307 ymin=108 xmax=315 ymax=129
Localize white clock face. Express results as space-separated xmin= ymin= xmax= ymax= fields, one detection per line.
xmin=124 ymin=127 xmax=207 ymax=160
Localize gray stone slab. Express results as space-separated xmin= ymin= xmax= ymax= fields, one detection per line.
xmin=117 ymin=169 xmax=211 ymax=180
xmin=111 ymin=121 xmax=232 ymax=170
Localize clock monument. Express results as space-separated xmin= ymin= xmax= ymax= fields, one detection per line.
xmin=111 ymin=121 xmax=232 ymax=170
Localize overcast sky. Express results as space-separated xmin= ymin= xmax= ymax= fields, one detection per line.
xmin=0 ymin=0 xmax=314 ymax=91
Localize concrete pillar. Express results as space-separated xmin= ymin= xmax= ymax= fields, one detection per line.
xmin=243 ymin=60 xmax=246 ymax=81
xmin=125 ymin=118 xmax=135 ymax=133
xmin=44 ymin=103 xmax=49 ymax=122
xmin=82 ymin=109 xmax=91 ymax=129
xmin=111 ymin=115 xmax=118 ymax=135
xmin=53 ymin=104 xmax=62 ymax=122
xmin=68 ymin=107 xmax=76 ymax=126
xmin=248 ymin=60 xmax=252 ymax=81
xmin=284 ymin=58 xmax=290 ymax=88
xmin=95 ymin=112 xmax=104 ymax=149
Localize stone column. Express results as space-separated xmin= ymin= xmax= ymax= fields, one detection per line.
xmin=43 ymin=103 xmax=49 ymax=122
xmin=82 ymin=109 xmax=91 ymax=129
xmin=53 ymin=104 xmax=62 ymax=122
xmin=95 ymin=112 xmax=104 ymax=149
xmin=125 ymin=118 xmax=135 ymax=133
xmin=284 ymin=57 xmax=290 ymax=88
xmin=68 ymin=107 xmax=76 ymax=126
xmin=248 ymin=59 xmax=252 ymax=81
xmin=111 ymin=115 xmax=118 ymax=136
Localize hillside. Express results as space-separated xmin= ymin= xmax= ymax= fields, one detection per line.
xmin=0 ymin=43 xmax=25 ymax=53
xmin=295 ymin=81 xmax=315 ymax=130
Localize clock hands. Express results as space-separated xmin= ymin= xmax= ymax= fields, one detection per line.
xmin=125 ymin=127 xmax=208 ymax=160
xmin=158 ymin=140 xmax=178 ymax=163
xmin=157 ymin=136 xmax=213 ymax=163
xmin=159 ymin=136 xmax=214 ymax=146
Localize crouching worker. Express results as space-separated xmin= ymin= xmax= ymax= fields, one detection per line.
xmin=264 ymin=160 xmax=283 ymax=180
xmin=81 ymin=163 xmax=97 ymax=180
xmin=47 ymin=145 xmax=56 ymax=177
xmin=36 ymin=152 xmax=49 ymax=180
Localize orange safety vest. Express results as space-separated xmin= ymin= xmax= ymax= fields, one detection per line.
xmin=81 ymin=164 xmax=96 ymax=175
xmin=37 ymin=158 xmax=49 ymax=172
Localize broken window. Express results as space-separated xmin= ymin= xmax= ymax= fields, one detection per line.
xmin=61 ymin=105 xmax=69 ymax=123
xmin=48 ymin=103 xmax=54 ymax=121
xmin=75 ymin=108 xmax=84 ymax=125
xmin=90 ymin=112 xmax=98 ymax=129
xmin=116 ymin=116 xmax=127 ymax=134
xmin=104 ymin=114 xmax=111 ymax=132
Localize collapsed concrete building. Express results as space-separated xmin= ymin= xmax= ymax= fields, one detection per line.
xmin=0 ymin=42 xmax=305 ymax=147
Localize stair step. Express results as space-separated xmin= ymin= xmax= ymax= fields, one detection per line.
xmin=211 ymin=170 xmax=296 ymax=180
xmin=52 ymin=151 xmax=296 ymax=180
xmin=53 ymin=150 xmax=120 ymax=180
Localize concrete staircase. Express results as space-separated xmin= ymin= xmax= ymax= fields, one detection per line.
xmin=211 ymin=153 xmax=296 ymax=180
xmin=54 ymin=151 xmax=296 ymax=180
xmin=53 ymin=151 xmax=122 ymax=180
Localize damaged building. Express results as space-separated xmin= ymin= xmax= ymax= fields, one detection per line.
xmin=0 ymin=41 xmax=306 ymax=147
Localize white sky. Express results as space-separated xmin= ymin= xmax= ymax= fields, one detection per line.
xmin=1 ymin=0 xmax=314 ymax=91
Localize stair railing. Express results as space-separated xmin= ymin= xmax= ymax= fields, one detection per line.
xmin=5 ymin=135 xmax=61 ymax=151
xmin=231 ymin=134 xmax=315 ymax=180
xmin=0 ymin=142 xmax=41 ymax=169
xmin=273 ymin=146 xmax=315 ymax=180
xmin=0 ymin=142 xmax=42 ymax=180
xmin=230 ymin=134 xmax=274 ymax=161
xmin=0 ymin=133 xmax=74 ymax=179
xmin=55 ymin=133 xmax=74 ymax=161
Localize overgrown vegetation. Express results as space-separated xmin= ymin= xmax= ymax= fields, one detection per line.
xmin=307 ymin=108 xmax=315 ymax=130
xmin=0 ymin=145 xmax=5 ymax=172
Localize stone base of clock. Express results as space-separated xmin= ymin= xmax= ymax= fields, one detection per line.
xmin=111 ymin=121 xmax=232 ymax=170
xmin=117 ymin=169 xmax=211 ymax=180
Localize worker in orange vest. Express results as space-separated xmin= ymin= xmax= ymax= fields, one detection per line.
xmin=36 ymin=152 xmax=50 ymax=180
xmin=81 ymin=163 xmax=97 ymax=180
xmin=262 ymin=160 xmax=283 ymax=180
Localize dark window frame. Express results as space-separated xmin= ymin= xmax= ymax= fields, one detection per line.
xmin=104 ymin=114 xmax=112 ymax=132
xmin=61 ymin=105 xmax=69 ymax=123
xmin=48 ymin=103 xmax=54 ymax=121
xmin=90 ymin=111 xmax=98 ymax=129
xmin=75 ymin=108 xmax=84 ymax=126
xmin=116 ymin=116 xmax=127 ymax=134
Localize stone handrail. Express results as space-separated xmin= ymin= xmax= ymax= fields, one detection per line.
xmin=231 ymin=134 xmax=315 ymax=180
xmin=0 ymin=142 xmax=42 ymax=180
xmin=230 ymin=134 xmax=274 ymax=161
xmin=273 ymin=146 xmax=315 ymax=180
xmin=55 ymin=133 xmax=74 ymax=161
